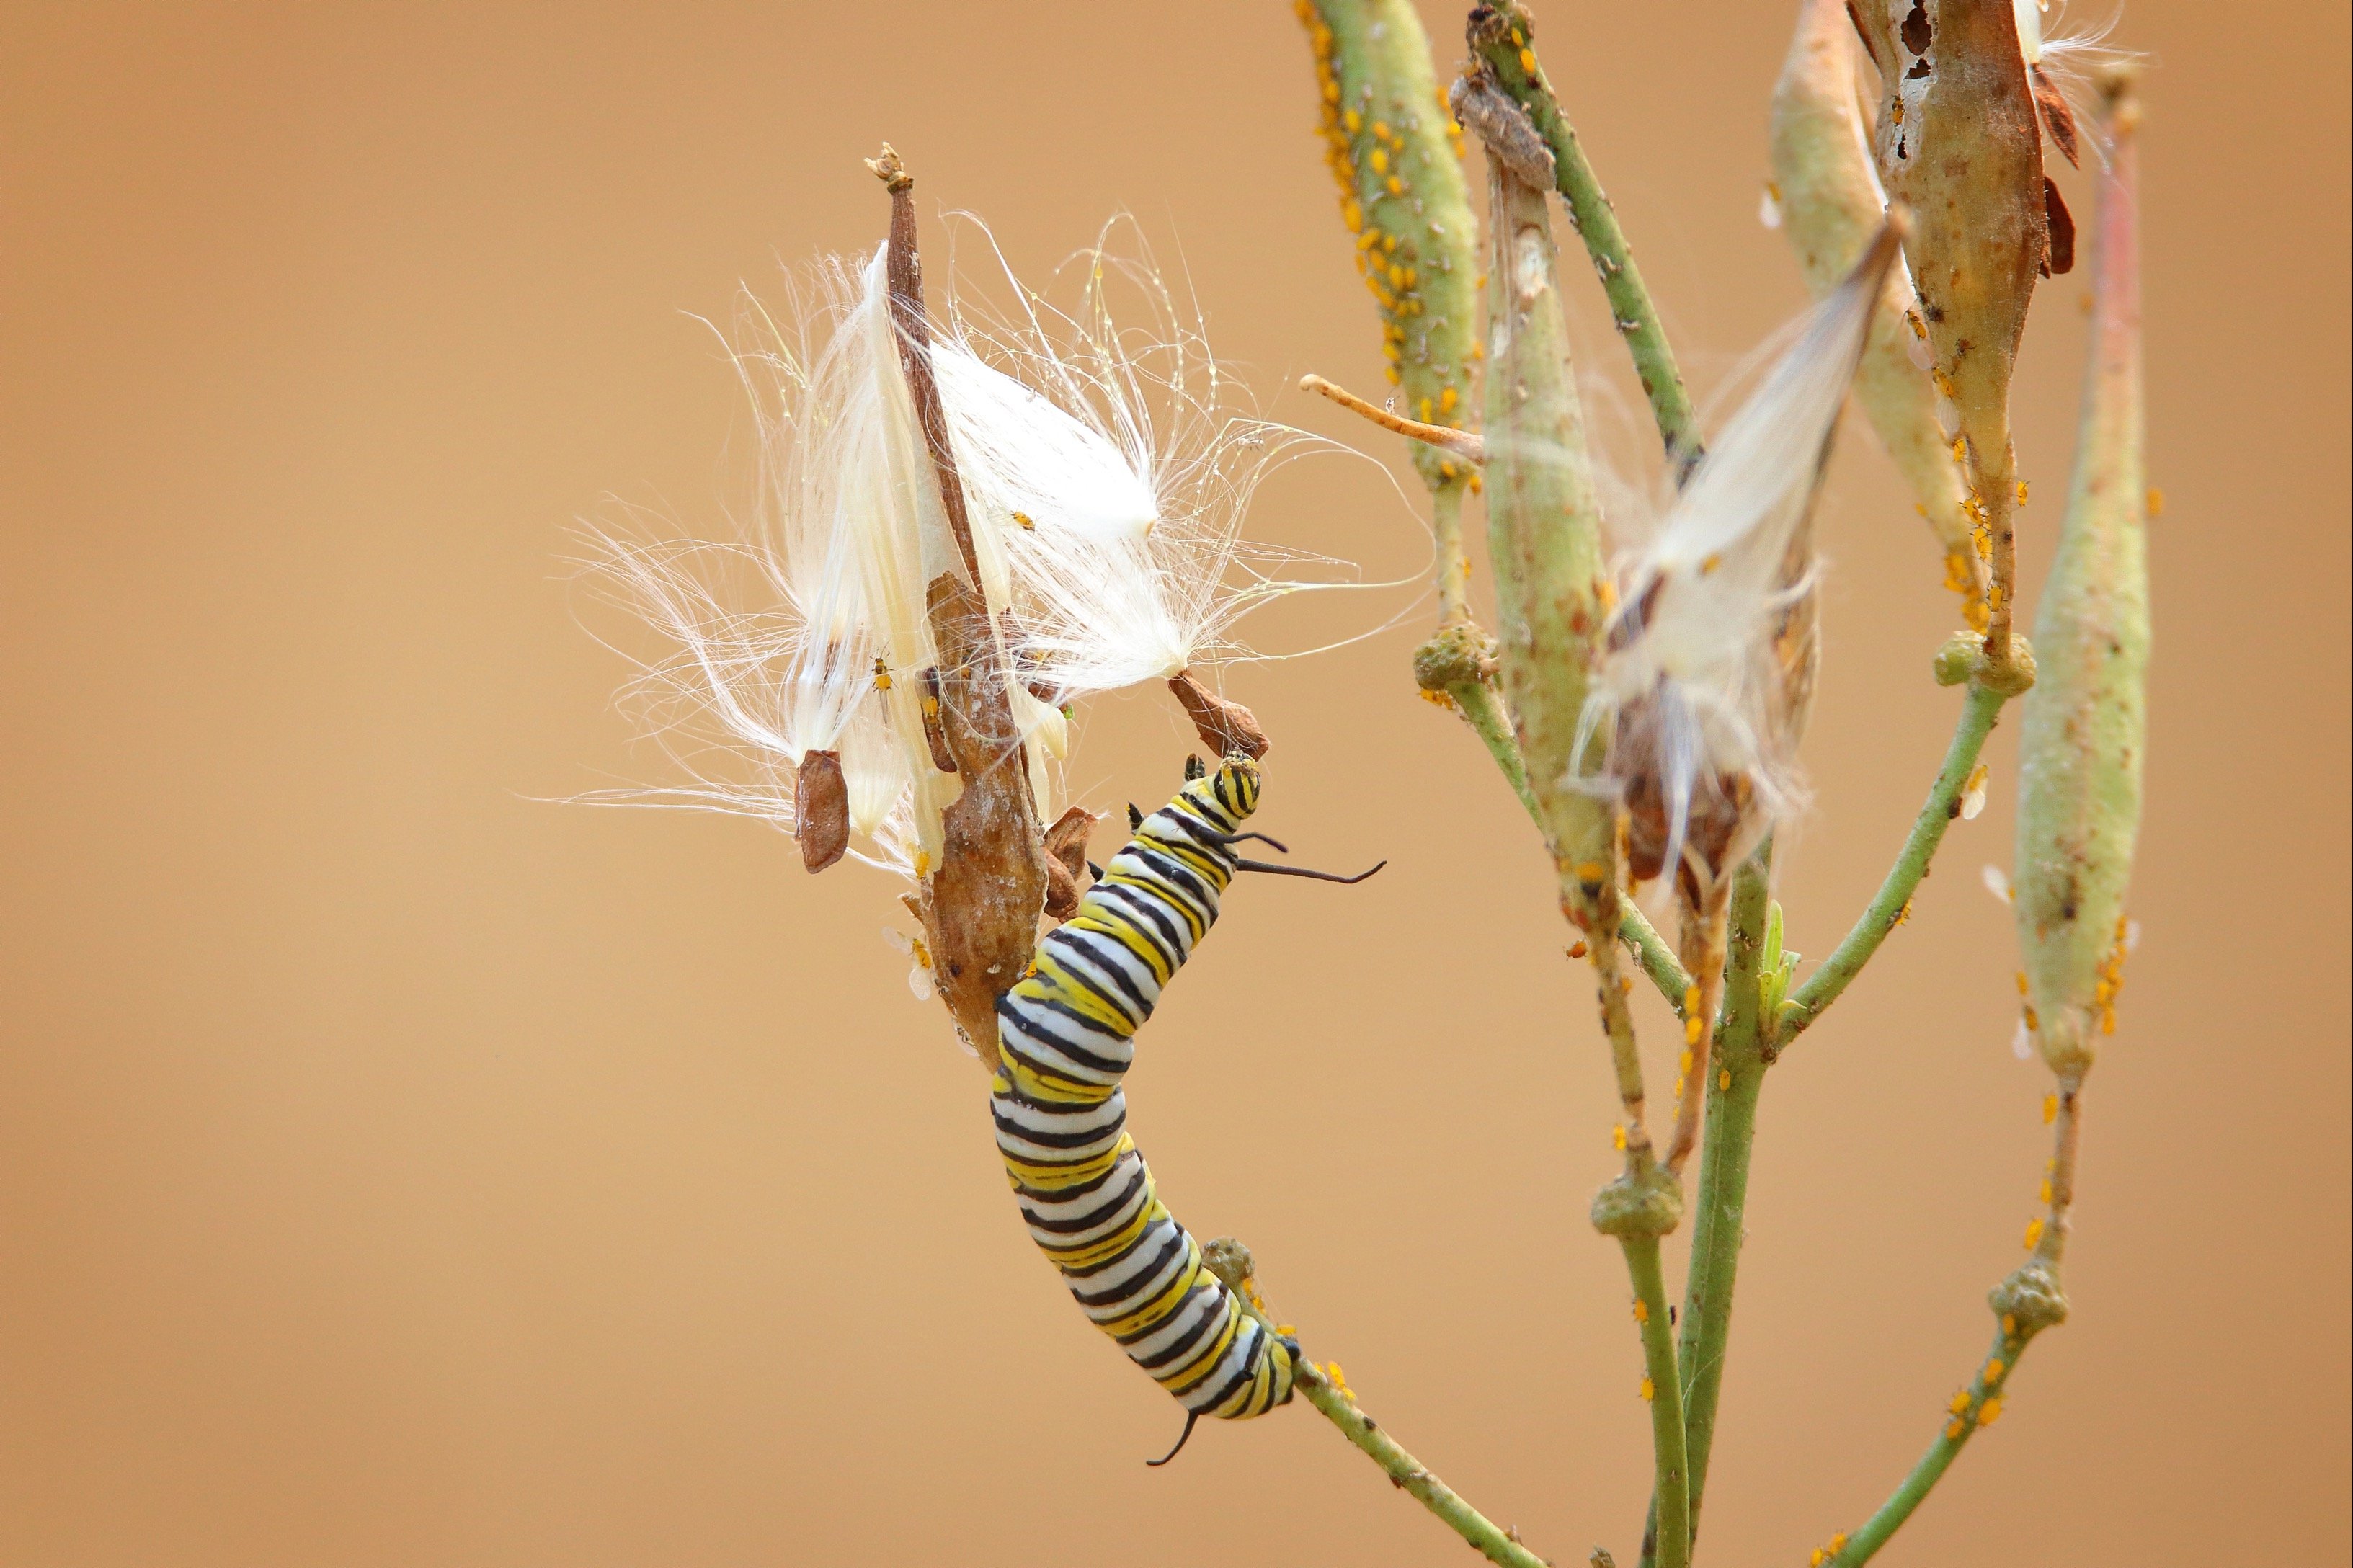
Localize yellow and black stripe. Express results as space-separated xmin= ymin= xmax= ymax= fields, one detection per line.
xmin=992 ymin=758 xmax=1299 ymax=1440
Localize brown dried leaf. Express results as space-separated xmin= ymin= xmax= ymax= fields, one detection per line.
xmin=1166 ymin=669 xmax=1270 ymax=760
xmin=792 ymin=749 xmax=849 ymax=873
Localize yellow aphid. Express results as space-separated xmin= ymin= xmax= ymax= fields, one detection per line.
xmin=1343 ymin=108 xmax=1361 ymax=133
xmin=1633 ymin=1297 xmax=1650 ymax=1323
xmin=1679 ymin=1050 xmax=1694 ymax=1076
xmin=1830 ymin=1535 xmax=1848 ymax=1552
xmin=1949 ymin=1390 xmax=1972 ymax=1415
xmin=1944 ymin=1419 xmax=1965 ymax=1441
xmin=1640 ymin=1376 xmax=1655 ymax=1402
xmin=1952 ymin=435 xmax=1968 ymax=463
xmin=1685 ymin=1015 xmax=1704 ymax=1047
xmin=2002 ymin=1313 xmax=2018 ymax=1337
xmin=2023 ymin=1217 xmax=2045 ymax=1250
xmin=1369 ymin=148 xmax=1389 ymax=174
xmin=1386 ymin=176 xmax=1403 ymax=196
xmin=1810 ymin=1552 xmax=1828 ymax=1567
xmin=2023 ymin=1005 xmax=2039 ymax=1031
xmin=2042 ymin=1093 xmax=2058 ymax=1125
xmin=1419 ymin=687 xmax=1455 ymax=709
xmin=2016 ymin=971 xmax=2030 ymax=995
xmin=1440 ymin=386 xmax=1459 ymax=413
xmin=1518 ymin=47 xmax=1538 ymax=74
xmin=1985 ymin=1358 xmax=2006 ymax=1381
xmin=1719 ymin=1069 xmax=1731 ymax=1092
xmin=2040 ymin=1178 xmax=2052 ymax=1203
xmin=1979 ymin=1396 xmax=2003 ymax=1426
xmin=1613 ymin=1123 xmax=1628 ymax=1152
xmin=2146 ymin=486 xmax=2166 ymax=517
xmin=872 ymin=657 xmax=894 ymax=692
xmin=1012 ymin=509 xmax=1036 ymax=530
xmin=2101 ymin=1006 xmax=2117 ymax=1035
xmin=914 ymin=850 xmax=931 ymax=878
xmin=2016 ymin=478 xmax=2030 ymax=505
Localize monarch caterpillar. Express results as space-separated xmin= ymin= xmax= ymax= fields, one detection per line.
xmin=990 ymin=754 xmax=1379 ymax=1462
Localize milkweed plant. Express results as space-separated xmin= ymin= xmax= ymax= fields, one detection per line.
xmin=579 ymin=3 xmax=2150 ymax=1563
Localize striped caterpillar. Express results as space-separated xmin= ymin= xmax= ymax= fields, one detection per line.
xmin=990 ymin=755 xmax=1379 ymax=1461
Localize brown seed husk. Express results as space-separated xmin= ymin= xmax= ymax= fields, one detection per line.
xmin=1167 ymin=669 xmax=1270 ymax=760
xmin=1040 ymin=806 xmax=1099 ymax=919
xmin=793 ymin=749 xmax=850 ymax=873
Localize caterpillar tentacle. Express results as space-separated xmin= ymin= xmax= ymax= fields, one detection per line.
xmin=992 ymin=757 xmax=1301 ymax=1433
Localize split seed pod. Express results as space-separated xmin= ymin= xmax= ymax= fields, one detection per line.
xmin=1853 ymin=0 xmax=2050 ymax=652
xmin=1772 ymin=0 xmax=1987 ymax=614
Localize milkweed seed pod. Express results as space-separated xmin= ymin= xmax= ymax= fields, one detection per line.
xmin=1593 ymin=224 xmax=1904 ymax=906
xmin=587 ymin=159 xmax=1361 ymax=1056
xmin=1850 ymin=0 xmax=2050 ymax=655
xmin=2014 ymin=73 xmax=2146 ymax=1078
xmin=1771 ymin=0 xmax=1987 ymax=619
xmin=1592 ymin=225 xmax=1899 ymax=1169
xmin=1296 ymin=0 xmax=1480 ymax=499
xmin=1464 ymin=67 xmax=1615 ymax=925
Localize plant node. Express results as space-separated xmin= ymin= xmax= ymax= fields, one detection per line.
xmin=1591 ymin=1164 xmax=1683 ymax=1239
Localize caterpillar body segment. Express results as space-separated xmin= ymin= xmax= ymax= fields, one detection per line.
xmin=991 ymin=758 xmax=1299 ymax=1428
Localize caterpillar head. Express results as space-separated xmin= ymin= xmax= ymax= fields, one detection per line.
xmin=1192 ymin=755 xmax=1260 ymax=824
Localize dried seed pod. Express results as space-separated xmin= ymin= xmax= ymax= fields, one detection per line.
xmin=1166 ymin=669 xmax=1270 ymax=760
xmin=792 ymin=749 xmax=850 ymax=873
xmin=2014 ymin=73 xmax=2146 ymax=1077
xmin=1771 ymin=0 xmax=1987 ymax=611
xmin=1859 ymin=0 xmax=2050 ymax=654
xmin=875 ymin=149 xmax=1049 ymax=1063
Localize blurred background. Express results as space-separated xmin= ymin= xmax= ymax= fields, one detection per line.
xmin=3 ymin=2 xmax=2345 ymax=1564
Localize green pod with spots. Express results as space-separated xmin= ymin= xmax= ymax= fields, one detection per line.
xmin=2014 ymin=82 xmax=2147 ymax=1077
xmin=1296 ymin=0 xmax=1479 ymax=494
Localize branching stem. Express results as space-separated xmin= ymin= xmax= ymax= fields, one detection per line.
xmin=1618 ymin=901 xmax=1694 ymax=1010
xmin=1779 ymin=679 xmax=2011 ymax=1046
xmin=1288 ymin=1364 xmax=1553 ymax=1568
xmin=1467 ymin=3 xmax=1698 ymax=464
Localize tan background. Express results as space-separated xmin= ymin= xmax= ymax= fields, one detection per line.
xmin=3 ymin=2 xmax=2346 ymax=1563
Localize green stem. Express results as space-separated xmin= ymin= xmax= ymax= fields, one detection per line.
xmin=1291 ymin=1360 xmax=1552 ymax=1568
xmin=1618 ymin=901 xmax=1693 ymax=1008
xmin=1620 ymin=1237 xmax=1691 ymax=1568
xmin=1638 ymin=852 xmax=1771 ymax=1568
xmin=1779 ymin=679 xmax=2010 ymax=1046
xmin=1448 ymin=678 xmax=1542 ymax=827
xmin=1822 ymin=1324 xmax=2035 ymax=1567
xmin=1467 ymin=2 xmax=1697 ymax=465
